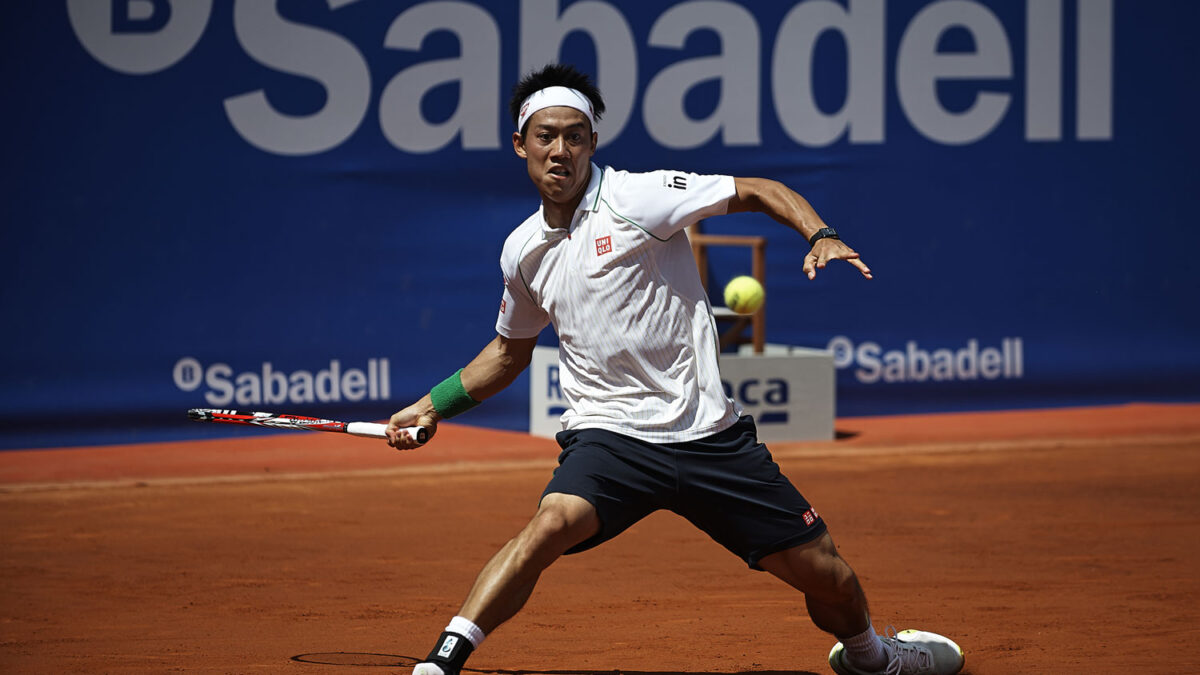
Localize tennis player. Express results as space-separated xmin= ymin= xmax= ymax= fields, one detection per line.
xmin=386 ymin=64 xmax=964 ymax=675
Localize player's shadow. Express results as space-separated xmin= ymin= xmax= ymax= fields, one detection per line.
xmin=291 ymin=652 xmax=819 ymax=674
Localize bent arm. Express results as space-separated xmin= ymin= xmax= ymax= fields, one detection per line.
xmin=386 ymin=334 xmax=539 ymax=448
xmin=727 ymin=177 xmax=829 ymax=242
xmin=727 ymin=177 xmax=872 ymax=280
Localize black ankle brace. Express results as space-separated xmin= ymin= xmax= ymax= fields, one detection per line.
xmin=423 ymin=631 xmax=474 ymax=673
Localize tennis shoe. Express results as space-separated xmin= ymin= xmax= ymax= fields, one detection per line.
xmin=828 ymin=627 xmax=964 ymax=675
xmin=412 ymin=663 xmax=450 ymax=675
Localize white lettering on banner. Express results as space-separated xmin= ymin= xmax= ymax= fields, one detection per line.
xmin=68 ymin=0 xmax=1116 ymax=155
xmin=520 ymin=0 xmax=638 ymax=149
xmin=773 ymin=0 xmax=886 ymax=146
xmin=379 ymin=2 xmax=502 ymax=153
xmin=67 ymin=0 xmax=212 ymax=75
xmin=223 ymin=1 xmax=372 ymax=156
xmin=1025 ymin=0 xmax=1063 ymax=141
xmin=172 ymin=357 xmax=392 ymax=406
xmin=896 ymin=0 xmax=1013 ymax=145
xmin=642 ymin=1 xmax=761 ymax=149
xmin=827 ymin=336 xmax=1024 ymax=384
xmin=1075 ymin=0 xmax=1115 ymax=140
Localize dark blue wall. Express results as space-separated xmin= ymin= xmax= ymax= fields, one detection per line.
xmin=3 ymin=1 xmax=1196 ymax=449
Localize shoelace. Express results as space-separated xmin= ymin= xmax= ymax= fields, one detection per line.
xmin=881 ymin=626 xmax=933 ymax=675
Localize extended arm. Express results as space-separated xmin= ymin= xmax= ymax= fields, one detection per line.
xmin=727 ymin=177 xmax=872 ymax=280
xmin=385 ymin=334 xmax=539 ymax=449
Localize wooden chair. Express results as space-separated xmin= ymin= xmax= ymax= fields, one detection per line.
xmin=688 ymin=228 xmax=766 ymax=354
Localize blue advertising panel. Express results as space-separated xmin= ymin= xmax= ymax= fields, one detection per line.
xmin=2 ymin=0 xmax=1197 ymax=449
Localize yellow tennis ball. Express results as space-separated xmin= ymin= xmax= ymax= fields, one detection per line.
xmin=724 ymin=275 xmax=765 ymax=315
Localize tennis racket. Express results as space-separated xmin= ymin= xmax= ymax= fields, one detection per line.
xmin=187 ymin=408 xmax=428 ymax=444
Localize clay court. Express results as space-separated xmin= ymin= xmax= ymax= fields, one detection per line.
xmin=2 ymin=403 xmax=1198 ymax=674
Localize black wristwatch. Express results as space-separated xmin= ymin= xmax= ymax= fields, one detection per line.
xmin=808 ymin=227 xmax=840 ymax=246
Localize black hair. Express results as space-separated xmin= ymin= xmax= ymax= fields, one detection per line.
xmin=509 ymin=64 xmax=606 ymax=135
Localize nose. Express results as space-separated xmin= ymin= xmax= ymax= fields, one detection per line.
xmin=549 ymin=136 xmax=570 ymax=159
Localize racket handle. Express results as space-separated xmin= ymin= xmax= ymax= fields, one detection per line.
xmin=346 ymin=422 xmax=428 ymax=444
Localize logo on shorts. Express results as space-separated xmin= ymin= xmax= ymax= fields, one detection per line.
xmin=802 ymin=507 xmax=819 ymax=526
xmin=500 ymin=298 xmax=507 ymax=314
xmin=595 ymin=235 xmax=612 ymax=256
xmin=438 ymin=635 xmax=458 ymax=657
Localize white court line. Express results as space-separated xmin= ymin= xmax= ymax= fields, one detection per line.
xmin=2 ymin=432 xmax=1197 ymax=494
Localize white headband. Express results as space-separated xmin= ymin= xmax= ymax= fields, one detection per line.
xmin=516 ymin=86 xmax=596 ymax=132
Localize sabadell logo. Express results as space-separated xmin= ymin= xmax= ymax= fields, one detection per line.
xmin=173 ymin=357 xmax=392 ymax=406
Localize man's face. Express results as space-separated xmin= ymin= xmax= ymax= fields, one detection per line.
xmin=513 ymin=107 xmax=597 ymax=207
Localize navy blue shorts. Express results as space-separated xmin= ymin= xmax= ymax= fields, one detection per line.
xmin=542 ymin=416 xmax=826 ymax=570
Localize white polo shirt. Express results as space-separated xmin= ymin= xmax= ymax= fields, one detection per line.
xmin=496 ymin=163 xmax=743 ymax=442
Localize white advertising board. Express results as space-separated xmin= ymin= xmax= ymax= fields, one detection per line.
xmin=530 ymin=345 xmax=834 ymax=442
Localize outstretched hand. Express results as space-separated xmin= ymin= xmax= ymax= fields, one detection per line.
xmin=804 ymin=238 xmax=872 ymax=280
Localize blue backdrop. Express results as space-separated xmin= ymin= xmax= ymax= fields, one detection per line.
xmin=2 ymin=0 xmax=1197 ymax=449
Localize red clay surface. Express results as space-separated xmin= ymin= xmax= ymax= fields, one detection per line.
xmin=2 ymin=403 xmax=1199 ymax=674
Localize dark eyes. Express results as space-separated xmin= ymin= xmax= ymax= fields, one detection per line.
xmin=537 ymin=133 xmax=584 ymax=143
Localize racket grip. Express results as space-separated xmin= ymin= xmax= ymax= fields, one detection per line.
xmin=346 ymin=422 xmax=428 ymax=444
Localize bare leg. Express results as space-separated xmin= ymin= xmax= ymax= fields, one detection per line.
xmin=457 ymin=492 xmax=600 ymax=633
xmin=758 ymin=532 xmax=872 ymax=638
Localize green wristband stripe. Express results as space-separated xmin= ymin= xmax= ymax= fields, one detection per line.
xmin=430 ymin=369 xmax=480 ymax=419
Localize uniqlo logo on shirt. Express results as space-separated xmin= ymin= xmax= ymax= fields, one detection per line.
xmin=500 ymin=298 xmax=507 ymax=314
xmin=595 ymin=235 xmax=612 ymax=256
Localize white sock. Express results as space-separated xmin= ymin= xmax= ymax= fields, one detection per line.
xmin=842 ymin=625 xmax=887 ymax=672
xmin=445 ymin=615 xmax=486 ymax=649
xmin=413 ymin=617 xmax=486 ymax=675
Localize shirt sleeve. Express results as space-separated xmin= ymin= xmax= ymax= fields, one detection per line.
xmin=495 ymin=264 xmax=550 ymax=339
xmin=605 ymin=170 xmax=736 ymax=240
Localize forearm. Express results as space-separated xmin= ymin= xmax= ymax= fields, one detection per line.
xmin=730 ymin=177 xmax=829 ymax=242
xmin=727 ymin=176 xmax=872 ymax=280
xmin=459 ymin=335 xmax=535 ymax=401
xmin=394 ymin=335 xmax=534 ymax=425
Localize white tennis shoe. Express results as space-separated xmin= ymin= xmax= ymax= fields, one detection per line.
xmin=828 ymin=627 xmax=964 ymax=675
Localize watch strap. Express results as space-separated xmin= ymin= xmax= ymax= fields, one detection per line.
xmin=808 ymin=227 xmax=840 ymax=246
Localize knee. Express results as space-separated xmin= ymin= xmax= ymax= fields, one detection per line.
xmin=526 ymin=506 xmax=572 ymax=544
xmin=514 ymin=499 xmax=596 ymax=559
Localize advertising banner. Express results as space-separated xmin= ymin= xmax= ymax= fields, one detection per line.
xmin=2 ymin=1 xmax=1197 ymax=449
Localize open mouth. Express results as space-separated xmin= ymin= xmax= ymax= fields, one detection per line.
xmin=549 ymin=166 xmax=570 ymax=178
